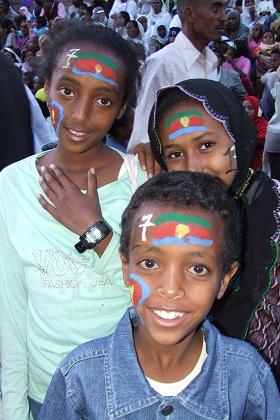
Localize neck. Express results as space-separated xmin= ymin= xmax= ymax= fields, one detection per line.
xmin=182 ymin=25 xmax=208 ymax=53
xmin=134 ymin=327 xmax=203 ymax=382
xmin=51 ymin=141 xmax=107 ymax=171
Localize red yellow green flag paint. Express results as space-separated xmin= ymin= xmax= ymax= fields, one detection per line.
xmin=70 ymin=52 xmax=120 ymax=87
xmin=150 ymin=212 xmax=213 ymax=247
xmin=163 ymin=110 xmax=206 ymax=140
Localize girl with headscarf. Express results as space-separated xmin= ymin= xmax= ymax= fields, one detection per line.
xmin=146 ymin=0 xmax=171 ymax=36
xmin=19 ymin=5 xmax=32 ymax=21
xmin=148 ymin=79 xmax=280 ymax=386
xmin=148 ymin=19 xmax=168 ymax=56
xmin=126 ymin=19 xmax=146 ymax=61
xmin=243 ymin=95 xmax=268 ymax=170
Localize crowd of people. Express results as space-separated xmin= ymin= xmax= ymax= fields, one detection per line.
xmin=0 ymin=0 xmax=279 ymax=419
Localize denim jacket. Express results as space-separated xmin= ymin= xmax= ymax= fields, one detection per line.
xmin=39 ymin=309 xmax=280 ymax=420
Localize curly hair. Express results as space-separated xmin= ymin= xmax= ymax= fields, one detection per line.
xmin=120 ymin=171 xmax=240 ymax=274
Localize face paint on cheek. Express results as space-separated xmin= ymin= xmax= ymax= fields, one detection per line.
xmin=223 ymin=145 xmax=237 ymax=175
xmin=140 ymin=212 xmax=214 ymax=247
xmin=49 ymin=99 xmax=64 ymax=137
xmin=63 ymin=50 xmax=120 ymax=87
xmin=163 ymin=110 xmax=206 ymax=141
xmin=128 ymin=273 xmax=151 ymax=311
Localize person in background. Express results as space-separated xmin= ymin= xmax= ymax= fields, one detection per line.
xmin=109 ymin=0 xmax=138 ymax=25
xmin=146 ymin=0 xmax=171 ymax=37
xmin=263 ymin=0 xmax=280 ymax=29
xmin=21 ymin=48 xmax=36 ymax=72
xmin=30 ymin=0 xmax=44 ymax=22
xmin=0 ymin=0 xmax=17 ymax=23
xmin=257 ymin=0 xmax=276 ymax=24
xmin=0 ymin=53 xmax=33 ymax=170
xmin=114 ymin=10 xmax=130 ymax=38
xmin=91 ymin=6 xmax=108 ymax=25
xmin=148 ymin=20 xmax=169 ymax=55
xmin=168 ymin=25 xmax=180 ymax=43
xmin=42 ymin=0 xmax=67 ymax=21
xmin=0 ymin=17 xmax=14 ymax=48
xmin=137 ymin=15 xmax=151 ymax=47
xmin=225 ymin=9 xmax=249 ymax=40
xmin=127 ymin=0 xmax=224 ymax=174
xmin=19 ymin=5 xmax=32 ymax=21
xmin=223 ymin=39 xmax=251 ymax=78
xmin=215 ymin=49 xmax=247 ymax=99
xmin=248 ymin=22 xmax=263 ymax=55
xmin=243 ymin=95 xmax=268 ymax=170
xmin=263 ymin=78 xmax=280 ymax=179
xmin=32 ymin=16 xmax=48 ymax=36
xmin=254 ymin=30 xmax=277 ymax=77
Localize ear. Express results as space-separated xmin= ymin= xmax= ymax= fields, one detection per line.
xmin=179 ymin=4 xmax=195 ymax=24
xmin=116 ymin=102 xmax=127 ymax=120
xmin=216 ymin=261 xmax=239 ymax=300
xmin=119 ymin=250 xmax=130 ymax=287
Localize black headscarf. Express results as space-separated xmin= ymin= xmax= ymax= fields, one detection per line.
xmin=148 ymin=79 xmax=280 ymax=343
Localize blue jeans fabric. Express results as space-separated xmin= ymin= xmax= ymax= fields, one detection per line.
xmin=29 ymin=397 xmax=42 ymax=419
xmin=39 ymin=309 xmax=280 ymax=419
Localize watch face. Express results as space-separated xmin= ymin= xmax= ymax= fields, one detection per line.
xmin=85 ymin=227 xmax=103 ymax=244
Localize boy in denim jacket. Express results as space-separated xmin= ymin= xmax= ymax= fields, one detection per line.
xmin=39 ymin=172 xmax=280 ymax=420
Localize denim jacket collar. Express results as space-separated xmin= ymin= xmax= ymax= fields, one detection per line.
xmin=105 ymin=309 xmax=230 ymax=420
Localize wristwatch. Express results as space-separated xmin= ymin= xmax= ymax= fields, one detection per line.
xmin=75 ymin=220 xmax=112 ymax=253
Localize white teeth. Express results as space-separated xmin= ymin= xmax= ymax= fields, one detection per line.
xmin=69 ymin=129 xmax=87 ymax=136
xmin=153 ymin=310 xmax=184 ymax=320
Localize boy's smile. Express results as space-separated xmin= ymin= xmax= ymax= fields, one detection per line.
xmin=121 ymin=203 xmax=237 ymax=352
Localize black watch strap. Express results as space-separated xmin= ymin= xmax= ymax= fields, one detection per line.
xmin=75 ymin=220 xmax=112 ymax=253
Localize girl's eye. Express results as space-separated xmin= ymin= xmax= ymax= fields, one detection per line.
xmin=59 ymin=87 xmax=74 ymax=97
xmin=188 ymin=264 xmax=208 ymax=276
xmin=139 ymin=259 xmax=159 ymax=269
xmin=200 ymin=141 xmax=215 ymax=151
xmin=96 ymin=97 xmax=112 ymax=107
xmin=168 ymin=151 xmax=183 ymax=159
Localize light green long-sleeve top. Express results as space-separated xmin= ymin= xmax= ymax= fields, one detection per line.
xmin=0 ymin=152 xmax=147 ymax=419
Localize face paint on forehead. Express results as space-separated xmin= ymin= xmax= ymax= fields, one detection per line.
xmin=223 ymin=145 xmax=237 ymax=175
xmin=163 ymin=110 xmax=206 ymax=141
xmin=139 ymin=212 xmax=213 ymax=247
xmin=128 ymin=273 xmax=151 ymax=310
xmin=49 ymin=99 xmax=64 ymax=137
xmin=62 ymin=48 xmax=120 ymax=87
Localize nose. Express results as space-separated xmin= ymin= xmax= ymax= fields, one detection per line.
xmin=184 ymin=153 xmax=203 ymax=173
xmin=157 ymin=266 xmax=185 ymax=300
xmin=71 ymin=97 xmax=91 ymax=124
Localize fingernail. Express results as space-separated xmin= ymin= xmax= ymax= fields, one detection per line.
xmin=39 ymin=176 xmax=43 ymax=183
xmin=148 ymin=173 xmax=153 ymax=179
xmin=142 ymin=165 xmax=146 ymax=171
xmin=90 ymin=168 xmax=95 ymax=174
xmin=50 ymin=164 xmax=56 ymax=170
xmin=41 ymin=166 xmax=46 ymax=172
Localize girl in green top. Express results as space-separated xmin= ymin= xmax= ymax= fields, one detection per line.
xmin=0 ymin=21 xmax=146 ymax=419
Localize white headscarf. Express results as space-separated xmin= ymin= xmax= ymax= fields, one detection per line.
xmin=152 ymin=18 xmax=169 ymax=44
xmin=147 ymin=0 xmax=171 ymax=35
xmin=19 ymin=6 xmax=32 ymax=21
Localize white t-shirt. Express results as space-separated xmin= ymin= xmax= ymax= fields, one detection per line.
xmin=146 ymin=336 xmax=207 ymax=396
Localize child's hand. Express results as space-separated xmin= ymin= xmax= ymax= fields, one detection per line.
xmin=38 ymin=165 xmax=103 ymax=236
xmin=132 ymin=143 xmax=162 ymax=178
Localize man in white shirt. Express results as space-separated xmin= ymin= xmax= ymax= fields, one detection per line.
xmin=127 ymin=0 xmax=226 ymax=160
